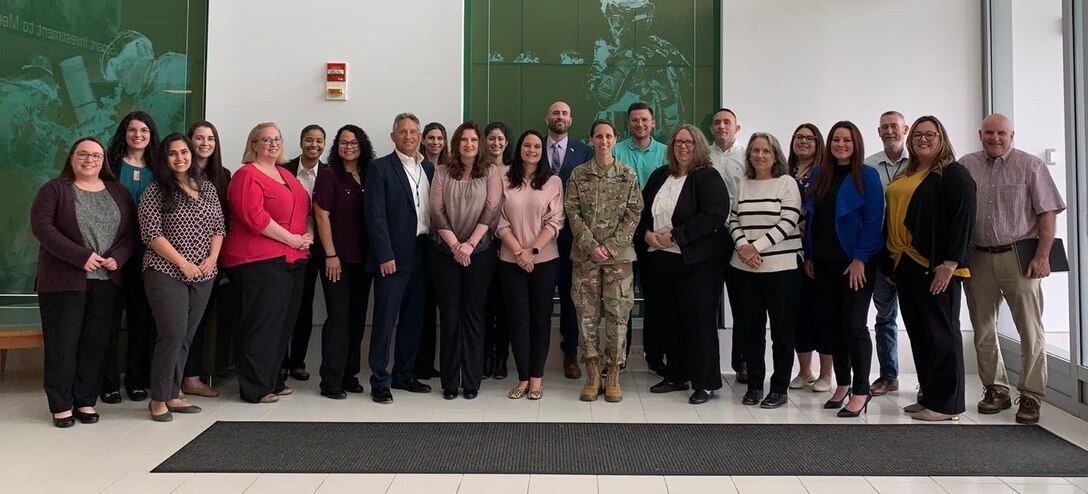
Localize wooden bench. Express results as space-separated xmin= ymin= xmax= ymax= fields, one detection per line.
xmin=0 ymin=297 xmax=44 ymax=372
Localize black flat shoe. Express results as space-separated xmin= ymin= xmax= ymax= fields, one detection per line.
xmin=493 ymin=360 xmax=508 ymax=380
xmin=760 ymin=392 xmax=789 ymax=409
xmin=837 ymin=394 xmax=873 ymax=418
xmin=689 ymin=389 xmax=713 ymax=405
xmin=290 ymin=368 xmax=311 ymax=381
xmin=167 ymin=404 xmax=202 ymax=414
xmin=481 ymin=356 xmax=494 ymax=379
xmin=371 ymin=387 xmax=393 ymax=404
xmin=741 ymin=389 xmax=763 ymax=406
xmin=443 ymin=389 xmax=458 ymax=400
xmin=100 ymin=391 xmax=122 ymax=404
xmin=343 ymin=382 xmax=365 ymax=394
xmin=649 ymin=380 xmax=689 ymax=393
xmin=128 ymin=389 xmax=148 ymax=402
xmin=463 ymin=389 xmax=479 ymax=400
xmin=321 ymin=390 xmax=347 ymax=400
xmin=73 ymin=409 xmax=100 ymax=424
xmin=824 ymin=390 xmax=852 ymax=409
xmin=53 ymin=414 xmax=76 ymax=428
xmin=392 ymin=379 xmax=432 ymax=393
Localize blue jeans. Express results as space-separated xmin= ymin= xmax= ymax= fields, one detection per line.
xmin=872 ymin=269 xmax=899 ymax=380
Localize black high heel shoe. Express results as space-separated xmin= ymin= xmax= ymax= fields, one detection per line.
xmin=837 ymin=394 xmax=873 ymax=418
xmin=823 ymin=389 xmax=852 ymax=409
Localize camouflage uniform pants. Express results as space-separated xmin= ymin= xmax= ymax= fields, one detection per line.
xmin=572 ymin=261 xmax=634 ymax=366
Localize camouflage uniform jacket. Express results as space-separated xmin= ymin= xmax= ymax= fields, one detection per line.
xmin=564 ymin=158 xmax=643 ymax=264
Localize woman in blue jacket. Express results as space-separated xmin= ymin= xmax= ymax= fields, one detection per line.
xmin=802 ymin=120 xmax=884 ymax=418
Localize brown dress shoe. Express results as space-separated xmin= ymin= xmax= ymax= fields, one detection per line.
xmin=564 ymin=355 xmax=582 ymax=379
xmin=870 ymin=377 xmax=899 ymax=396
xmin=977 ymin=386 xmax=1012 ymax=414
xmin=1015 ymin=396 xmax=1041 ymax=424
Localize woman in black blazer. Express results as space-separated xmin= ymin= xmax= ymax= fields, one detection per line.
xmin=635 ymin=124 xmax=732 ymax=405
xmin=883 ymin=115 xmax=976 ymax=421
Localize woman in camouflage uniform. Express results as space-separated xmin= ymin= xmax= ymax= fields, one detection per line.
xmin=564 ymin=119 xmax=643 ymax=403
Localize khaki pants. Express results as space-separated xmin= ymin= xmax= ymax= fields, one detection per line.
xmin=572 ymin=261 xmax=634 ymax=366
xmin=964 ymin=250 xmax=1047 ymax=400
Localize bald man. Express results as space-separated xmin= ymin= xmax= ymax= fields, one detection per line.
xmin=960 ymin=113 xmax=1065 ymax=425
xmin=544 ymin=101 xmax=594 ymax=379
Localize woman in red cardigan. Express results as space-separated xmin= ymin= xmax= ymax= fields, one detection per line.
xmin=31 ymin=137 xmax=136 ymax=428
xmin=220 ymin=122 xmax=314 ymax=404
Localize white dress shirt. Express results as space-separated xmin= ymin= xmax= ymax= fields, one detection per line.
xmin=396 ymin=149 xmax=431 ymax=235
xmin=710 ymin=141 xmax=746 ymax=208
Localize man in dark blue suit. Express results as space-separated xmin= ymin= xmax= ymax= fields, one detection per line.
xmin=364 ymin=113 xmax=435 ymax=403
xmin=543 ymin=101 xmax=594 ymax=379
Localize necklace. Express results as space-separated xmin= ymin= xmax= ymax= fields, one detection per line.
xmin=405 ymin=163 xmax=423 ymax=207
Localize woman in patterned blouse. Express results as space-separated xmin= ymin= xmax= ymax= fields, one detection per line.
xmin=138 ymin=134 xmax=225 ymax=422
xmin=786 ymin=123 xmax=834 ymax=393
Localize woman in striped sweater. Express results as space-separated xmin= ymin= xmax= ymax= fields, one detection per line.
xmin=727 ymin=132 xmax=803 ymax=409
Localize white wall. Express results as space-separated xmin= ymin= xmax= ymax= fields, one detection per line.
xmin=1011 ymin=0 xmax=1070 ymax=353
xmin=206 ymin=0 xmax=464 ymax=168
xmin=721 ymin=0 xmax=983 ymax=157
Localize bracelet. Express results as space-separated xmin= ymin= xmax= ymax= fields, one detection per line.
xmin=326 ymin=254 xmax=338 ymax=259
xmin=937 ymin=264 xmax=955 ymax=272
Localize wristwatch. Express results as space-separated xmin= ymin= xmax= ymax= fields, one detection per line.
xmin=531 ymin=247 xmax=540 ymax=255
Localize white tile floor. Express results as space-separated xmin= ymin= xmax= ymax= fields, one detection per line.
xmin=1 ymin=354 xmax=1086 ymax=494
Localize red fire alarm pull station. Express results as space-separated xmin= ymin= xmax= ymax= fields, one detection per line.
xmin=326 ymin=62 xmax=347 ymax=101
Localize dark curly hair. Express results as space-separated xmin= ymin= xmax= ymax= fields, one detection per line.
xmin=327 ymin=124 xmax=375 ymax=180
xmin=107 ymin=111 xmax=160 ymax=176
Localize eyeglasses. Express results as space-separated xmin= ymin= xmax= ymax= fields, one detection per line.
xmin=255 ymin=137 xmax=284 ymax=146
xmin=338 ymin=140 xmax=360 ymax=149
xmin=674 ymin=139 xmax=695 ymax=148
xmin=126 ymin=127 xmax=150 ymax=135
xmin=911 ymin=132 xmax=940 ymax=142
xmin=793 ymin=134 xmax=817 ymax=143
xmin=75 ymin=151 xmax=104 ymax=162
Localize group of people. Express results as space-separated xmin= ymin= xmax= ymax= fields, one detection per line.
xmin=31 ymin=100 xmax=1064 ymax=428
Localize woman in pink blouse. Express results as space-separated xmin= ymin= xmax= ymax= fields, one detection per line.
xmin=139 ymin=134 xmax=225 ymax=421
xmin=496 ymin=130 xmax=565 ymax=400
xmin=428 ymin=121 xmax=504 ymax=400
xmin=220 ymin=122 xmax=314 ymax=404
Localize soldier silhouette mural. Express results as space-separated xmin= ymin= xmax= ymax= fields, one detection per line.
xmin=586 ymin=0 xmax=691 ymax=141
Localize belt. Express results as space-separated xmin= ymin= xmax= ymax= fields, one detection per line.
xmin=974 ymin=244 xmax=1013 ymax=254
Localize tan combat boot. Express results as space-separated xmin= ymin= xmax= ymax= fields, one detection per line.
xmin=579 ymin=358 xmax=601 ymax=401
xmin=604 ymin=363 xmax=623 ymax=402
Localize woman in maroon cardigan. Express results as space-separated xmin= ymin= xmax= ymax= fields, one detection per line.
xmin=31 ymin=137 xmax=136 ymax=428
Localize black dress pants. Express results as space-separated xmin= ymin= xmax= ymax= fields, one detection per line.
xmin=732 ymin=266 xmax=802 ymax=394
xmin=483 ymin=250 xmax=511 ymax=367
xmin=643 ymin=251 xmax=724 ymax=391
xmin=557 ymin=236 xmax=578 ymax=358
xmin=101 ymin=257 xmax=154 ymax=393
xmin=39 ymin=280 xmax=119 ymax=413
xmin=813 ymin=258 xmax=876 ymax=395
xmin=429 ymin=247 xmax=495 ymax=392
xmin=500 ymin=259 xmax=559 ymax=381
xmin=793 ymin=273 xmax=832 ymax=354
xmin=232 ymin=257 xmax=306 ymax=403
xmin=722 ymin=264 xmax=746 ymax=373
xmin=284 ymin=255 xmax=322 ymax=371
xmin=414 ymin=277 xmax=439 ymax=376
xmin=895 ymin=258 xmax=966 ymax=415
xmin=318 ymin=262 xmax=373 ymax=393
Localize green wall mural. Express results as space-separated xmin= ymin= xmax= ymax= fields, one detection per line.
xmin=465 ymin=0 xmax=719 ymax=141
xmin=0 ymin=0 xmax=206 ymax=293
